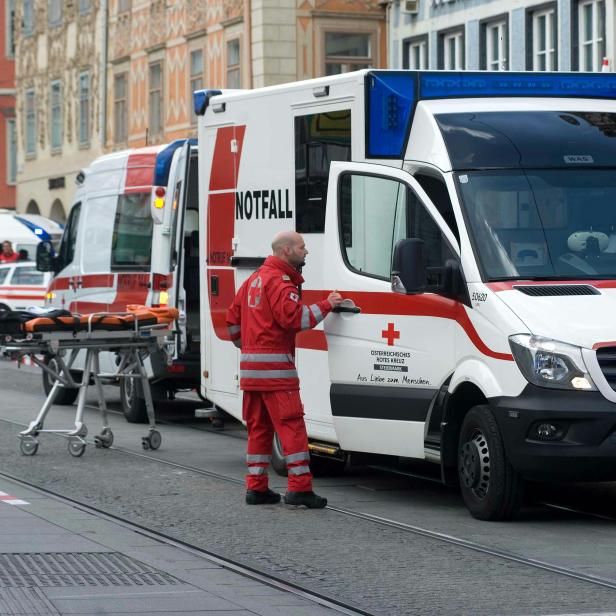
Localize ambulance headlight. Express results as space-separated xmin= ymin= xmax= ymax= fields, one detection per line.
xmin=509 ymin=335 xmax=596 ymax=391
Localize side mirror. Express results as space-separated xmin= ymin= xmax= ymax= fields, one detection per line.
xmin=36 ymin=241 xmax=55 ymax=272
xmin=391 ymin=238 xmax=426 ymax=294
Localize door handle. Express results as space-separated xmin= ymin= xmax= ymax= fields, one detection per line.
xmin=332 ymin=305 xmax=361 ymax=314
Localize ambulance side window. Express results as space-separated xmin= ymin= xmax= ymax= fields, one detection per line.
xmin=111 ymin=193 xmax=153 ymax=271
xmin=339 ymin=173 xmax=408 ymax=280
xmin=295 ymin=109 xmax=351 ymax=233
xmin=414 ymin=172 xmax=460 ymax=245
xmin=57 ymin=202 xmax=81 ymax=270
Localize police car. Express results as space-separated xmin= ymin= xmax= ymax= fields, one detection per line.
xmin=0 ymin=261 xmax=51 ymax=312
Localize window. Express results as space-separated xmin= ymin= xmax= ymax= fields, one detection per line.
xmin=6 ymin=0 xmax=15 ymax=57
xmin=11 ymin=266 xmax=44 ymax=286
xmin=50 ymin=80 xmax=62 ymax=151
xmin=579 ymin=0 xmax=605 ymax=71
xmin=114 ymin=73 xmax=128 ymax=143
xmin=189 ymin=49 xmax=204 ymax=124
xmin=405 ymin=37 xmax=428 ymax=70
xmin=79 ymin=0 xmax=92 ymax=14
xmin=440 ymin=29 xmax=464 ymax=70
xmin=325 ymin=32 xmax=372 ymax=75
xmin=414 ymin=172 xmax=460 ymax=244
xmin=25 ymin=88 xmax=36 ymax=156
xmin=118 ymin=0 xmax=131 ymax=13
xmin=7 ymin=119 xmax=16 ymax=185
xmin=111 ymin=193 xmax=153 ymax=270
xmin=48 ymin=0 xmax=62 ymax=27
xmin=531 ymin=7 xmax=557 ymax=70
xmin=148 ymin=62 xmax=163 ymax=139
xmin=23 ymin=0 xmax=33 ymax=36
xmin=295 ymin=110 xmax=352 ymax=233
xmin=0 ymin=267 xmax=9 ymax=285
xmin=78 ymin=72 xmax=90 ymax=145
xmin=484 ymin=19 xmax=508 ymax=70
xmin=226 ymin=39 xmax=240 ymax=88
xmin=58 ymin=203 xmax=81 ymax=270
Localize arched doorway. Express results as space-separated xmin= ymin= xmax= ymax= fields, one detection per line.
xmin=26 ymin=200 xmax=40 ymax=215
xmin=50 ymin=199 xmax=66 ymax=224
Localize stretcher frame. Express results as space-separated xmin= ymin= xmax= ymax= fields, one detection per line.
xmin=1 ymin=313 xmax=172 ymax=457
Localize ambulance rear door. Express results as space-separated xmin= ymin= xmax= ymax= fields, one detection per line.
xmin=323 ymin=161 xmax=460 ymax=459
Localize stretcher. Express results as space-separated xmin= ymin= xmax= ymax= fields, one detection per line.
xmin=1 ymin=307 xmax=178 ymax=457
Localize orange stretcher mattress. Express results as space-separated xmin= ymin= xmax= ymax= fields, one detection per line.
xmin=22 ymin=306 xmax=179 ymax=333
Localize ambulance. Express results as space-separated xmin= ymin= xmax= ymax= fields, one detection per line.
xmin=0 ymin=211 xmax=63 ymax=259
xmin=195 ymin=70 xmax=616 ymax=520
xmin=37 ymin=141 xmax=201 ymax=419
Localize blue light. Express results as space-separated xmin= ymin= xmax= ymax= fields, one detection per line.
xmin=153 ymin=138 xmax=197 ymax=187
xmin=419 ymin=71 xmax=616 ymax=100
xmin=193 ymin=89 xmax=222 ymax=116
xmin=14 ymin=216 xmax=51 ymax=242
xmin=367 ymin=73 xmax=415 ymax=158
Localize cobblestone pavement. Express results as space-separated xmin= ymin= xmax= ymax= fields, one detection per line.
xmin=2 ymin=360 xmax=616 ymax=615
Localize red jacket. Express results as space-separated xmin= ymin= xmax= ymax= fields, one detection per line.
xmin=226 ymin=255 xmax=332 ymax=391
xmin=0 ymin=252 xmax=19 ymax=263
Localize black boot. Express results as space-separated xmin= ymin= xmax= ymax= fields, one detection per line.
xmin=245 ymin=489 xmax=281 ymax=505
xmin=284 ymin=491 xmax=327 ymax=509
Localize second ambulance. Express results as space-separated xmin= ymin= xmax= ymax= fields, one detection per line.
xmin=194 ymin=70 xmax=616 ymax=520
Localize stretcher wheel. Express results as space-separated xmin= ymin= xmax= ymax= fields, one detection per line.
xmin=142 ymin=430 xmax=161 ymax=451
xmin=68 ymin=438 xmax=86 ymax=457
xmin=94 ymin=429 xmax=114 ymax=449
xmin=20 ymin=437 xmax=39 ymax=456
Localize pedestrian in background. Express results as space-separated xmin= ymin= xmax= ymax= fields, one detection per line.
xmin=0 ymin=241 xmax=19 ymax=264
xmin=226 ymin=231 xmax=343 ymax=508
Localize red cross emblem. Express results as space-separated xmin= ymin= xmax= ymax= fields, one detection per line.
xmin=381 ymin=322 xmax=400 ymax=346
xmin=248 ymin=276 xmax=262 ymax=308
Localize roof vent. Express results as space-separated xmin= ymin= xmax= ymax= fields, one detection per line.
xmin=513 ymin=284 xmax=600 ymax=297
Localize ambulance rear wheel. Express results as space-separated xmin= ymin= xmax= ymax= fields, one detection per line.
xmin=271 ymin=433 xmax=288 ymax=477
xmin=42 ymin=355 xmax=79 ymax=406
xmin=458 ymin=405 xmax=524 ymax=521
xmin=120 ymin=377 xmax=148 ymax=423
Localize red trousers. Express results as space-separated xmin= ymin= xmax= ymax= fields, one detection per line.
xmin=243 ymin=390 xmax=313 ymax=492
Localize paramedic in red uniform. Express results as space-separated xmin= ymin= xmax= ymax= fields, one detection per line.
xmin=0 ymin=241 xmax=19 ymax=264
xmin=226 ymin=231 xmax=343 ymax=508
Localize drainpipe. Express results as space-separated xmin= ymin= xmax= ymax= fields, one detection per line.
xmin=246 ymin=0 xmax=253 ymax=88
xmin=99 ymin=0 xmax=108 ymax=148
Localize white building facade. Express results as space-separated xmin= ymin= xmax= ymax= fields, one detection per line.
xmin=389 ymin=0 xmax=611 ymax=73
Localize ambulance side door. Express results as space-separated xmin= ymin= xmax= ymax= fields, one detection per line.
xmin=50 ymin=202 xmax=82 ymax=311
xmin=323 ymin=162 xmax=459 ymax=459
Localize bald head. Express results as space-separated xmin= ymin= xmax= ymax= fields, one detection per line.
xmin=271 ymin=231 xmax=308 ymax=269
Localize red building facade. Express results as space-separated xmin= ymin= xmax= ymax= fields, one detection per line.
xmin=0 ymin=0 xmax=16 ymax=210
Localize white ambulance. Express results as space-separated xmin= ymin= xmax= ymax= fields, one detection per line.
xmin=37 ymin=140 xmax=202 ymax=419
xmin=195 ymin=70 xmax=616 ymax=520
xmin=0 ymin=211 xmax=63 ymax=259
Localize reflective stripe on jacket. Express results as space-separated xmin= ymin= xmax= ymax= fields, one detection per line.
xmin=225 ymin=255 xmax=331 ymax=391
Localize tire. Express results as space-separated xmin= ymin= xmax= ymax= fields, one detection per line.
xmin=458 ymin=405 xmax=524 ymax=521
xmin=120 ymin=377 xmax=148 ymax=423
xmin=42 ymin=355 xmax=79 ymax=406
xmin=271 ymin=433 xmax=288 ymax=477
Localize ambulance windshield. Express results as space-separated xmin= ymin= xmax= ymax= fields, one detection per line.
xmin=435 ymin=111 xmax=616 ymax=280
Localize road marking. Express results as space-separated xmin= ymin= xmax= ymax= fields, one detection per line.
xmin=0 ymin=491 xmax=29 ymax=506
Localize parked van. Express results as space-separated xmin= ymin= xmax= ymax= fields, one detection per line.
xmin=0 ymin=211 xmax=63 ymax=260
xmin=194 ymin=70 xmax=616 ymax=520
xmin=38 ymin=141 xmax=201 ymax=419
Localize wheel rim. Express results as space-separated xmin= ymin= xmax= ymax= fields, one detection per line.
xmin=46 ymin=357 xmax=61 ymax=388
xmin=459 ymin=429 xmax=491 ymax=499
xmin=124 ymin=378 xmax=136 ymax=408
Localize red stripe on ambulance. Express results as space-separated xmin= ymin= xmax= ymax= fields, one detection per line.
xmin=125 ymin=148 xmax=158 ymax=193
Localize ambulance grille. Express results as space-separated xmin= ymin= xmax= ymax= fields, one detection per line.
xmin=513 ymin=285 xmax=599 ymax=296
xmin=596 ymin=347 xmax=616 ymax=390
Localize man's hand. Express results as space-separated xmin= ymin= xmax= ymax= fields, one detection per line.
xmin=327 ymin=291 xmax=344 ymax=309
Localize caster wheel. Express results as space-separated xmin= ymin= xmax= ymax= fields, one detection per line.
xmin=20 ymin=437 xmax=39 ymax=456
xmin=141 ymin=437 xmax=150 ymax=450
xmin=96 ymin=429 xmax=113 ymax=449
xmin=148 ymin=430 xmax=161 ymax=450
xmin=68 ymin=438 xmax=86 ymax=457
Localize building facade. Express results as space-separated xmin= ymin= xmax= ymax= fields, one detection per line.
xmin=389 ymin=0 xmax=611 ymax=73
xmin=14 ymin=0 xmax=107 ymax=222
xmin=106 ymin=0 xmax=387 ymax=149
xmin=1 ymin=0 xmax=16 ymax=211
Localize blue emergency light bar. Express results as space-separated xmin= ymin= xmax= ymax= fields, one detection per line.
xmin=14 ymin=216 xmax=52 ymax=242
xmin=153 ymin=138 xmax=197 ymax=187
xmin=367 ymin=71 xmax=616 ymax=158
xmin=193 ymin=89 xmax=223 ymax=116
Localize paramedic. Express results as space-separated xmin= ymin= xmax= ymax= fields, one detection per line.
xmin=226 ymin=231 xmax=343 ymax=508
xmin=0 ymin=241 xmax=19 ymax=264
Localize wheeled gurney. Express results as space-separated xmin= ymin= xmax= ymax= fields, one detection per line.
xmin=1 ymin=308 xmax=178 ymax=457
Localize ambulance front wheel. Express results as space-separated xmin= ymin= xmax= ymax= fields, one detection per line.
xmin=120 ymin=377 xmax=148 ymax=423
xmin=42 ymin=355 xmax=79 ymax=406
xmin=458 ymin=405 xmax=524 ymax=521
